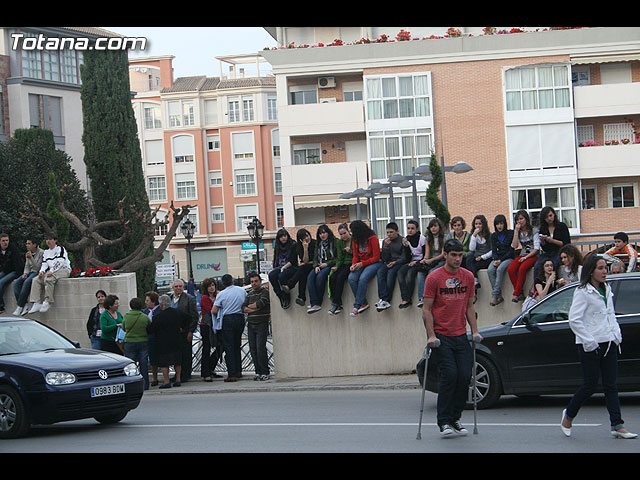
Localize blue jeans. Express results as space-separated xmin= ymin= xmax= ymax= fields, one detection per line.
xmin=13 ymin=272 xmax=37 ymax=308
xmin=124 ymin=341 xmax=149 ymax=389
xmin=307 ymin=266 xmax=332 ymax=306
xmin=434 ymin=333 xmax=473 ymax=427
xmin=488 ymin=258 xmax=513 ymax=298
xmin=565 ymin=343 xmax=624 ymax=429
xmin=268 ymin=265 xmax=298 ymax=299
xmin=416 ymin=260 xmax=445 ymax=300
xmin=222 ymin=313 xmax=246 ymax=378
xmin=0 ymin=271 xmax=18 ymax=309
xmin=348 ymin=263 xmax=379 ymax=309
xmin=376 ymin=261 xmax=403 ymax=302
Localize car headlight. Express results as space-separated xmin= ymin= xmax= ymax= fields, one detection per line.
xmin=124 ymin=363 xmax=140 ymax=377
xmin=45 ymin=372 xmax=77 ymax=385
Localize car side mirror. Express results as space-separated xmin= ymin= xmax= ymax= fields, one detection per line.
xmin=72 ymin=341 xmax=81 ymax=348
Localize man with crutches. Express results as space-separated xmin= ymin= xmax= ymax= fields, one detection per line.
xmin=422 ymin=239 xmax=482 ymax=437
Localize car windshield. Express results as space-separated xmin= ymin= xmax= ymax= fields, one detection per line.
xmin=0 ymin=320 xmax=75 ymax=355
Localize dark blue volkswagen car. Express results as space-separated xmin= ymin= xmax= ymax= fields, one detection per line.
xmin=0 ymin=316 xmax=144 ymax=438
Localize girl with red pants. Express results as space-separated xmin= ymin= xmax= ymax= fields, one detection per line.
xmin=508 ymin=210 xmax=540 ymax=303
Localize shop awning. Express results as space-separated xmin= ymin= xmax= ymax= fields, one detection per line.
xmin=571 ymin=53 xmax=640 ymax=64
xmin=294 ymin=193 xmax=359 ymax=209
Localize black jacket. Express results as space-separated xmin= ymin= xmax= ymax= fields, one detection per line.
xmin=491 ymin=229 xmax=515 ymax=262
xmin=0 ymin=242 xmax=24 ymax=275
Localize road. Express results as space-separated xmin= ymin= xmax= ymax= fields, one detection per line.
xmin=3 ymin=390 xmax=639 ymax=453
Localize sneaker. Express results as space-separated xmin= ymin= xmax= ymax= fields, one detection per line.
xmin=40 ymin=301 xmax=51 ymax=313
xmin=416 ymin=299 xmax=424 ymax=308
xmin=21 ymin=305 xmax=31 ymax=316
xmin=333 ymin=304 xmax=343 ymax=314
xmin=439 ymin=424 xmax=454 ymax=437
xmin=357 ymin=304 xmax=370 ymax=313
xmin=295 ymin=297 xmax=306 ymax=306
xmin=452 ymin=420 xmax=468 ymax=436
xmin=328 ymin=304 xmax=342 ymax=315
xmin=281 ymin=285 xmax=290 ymax=294
xmin=254 ymin=374 xmax=260 ymax=381
xmin=29 ymin=303 xmax=42 ymax=314
xmin=398 ymin=301 xmax=411 ymax=309
xmin=376 ymin=300 xmax=391 ymax=312
xmin=350 ymin=308 xmax=359 ymax=317
xmin=12 ymin=307 xmax=23 ymax=316
xmin=258 ymin=375 xmax=270 ymax=381
xmin=307 ymin=305 xmax=321 ymax=314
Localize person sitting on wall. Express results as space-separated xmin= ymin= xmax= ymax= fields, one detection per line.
xmin=375 ymin=222 xmax=409 ymax=312
xmin=397 ymin=220 xmax=426 ymax=309
xmin=28 ymin=233 xmax=71 ymax=314
xmin=12 ymin=237 xmax=43 ymax=316
xmin=283 ymin=228 xmax=316 ymax=307
xmin=0 ymin=233 xmax=24 ymax=315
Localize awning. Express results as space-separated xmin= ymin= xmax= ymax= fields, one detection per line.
xmin=294 ymin=193 xmax=358 ymax=209
xmin=571 ymin=53 xmax=640 ymax=64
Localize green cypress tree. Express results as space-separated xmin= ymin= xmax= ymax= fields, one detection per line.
xmin=80 ymin=48 xmax=154 ymax=295
xmin=425 ymin=153 xmax=451 ymax=228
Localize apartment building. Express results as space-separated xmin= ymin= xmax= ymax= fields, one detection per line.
xmin=129 ymin=55 xmax=281 ymax=281
xmin=0 ymin=27 xmax=126 ymax=190
xmin=261 ymin=27 xmax=640 ymax=238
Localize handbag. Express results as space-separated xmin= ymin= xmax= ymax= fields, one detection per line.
xmin=521 ymin=284 xmax=539 ymax=312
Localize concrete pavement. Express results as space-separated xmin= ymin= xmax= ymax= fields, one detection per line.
xmin=143 ymin=373 xmax=421 ymax=395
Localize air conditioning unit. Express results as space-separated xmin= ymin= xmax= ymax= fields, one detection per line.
xmin=318 ymin=76 xmax=336 ymax=88
xmin=320 ymin=98 xmax=337 ymax=104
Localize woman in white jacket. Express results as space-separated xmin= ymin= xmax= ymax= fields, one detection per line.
xmin=560 ymin=254 xmax=637 ymax=439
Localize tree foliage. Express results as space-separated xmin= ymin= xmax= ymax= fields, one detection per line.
xmin=425 ymin=153 xmax=451 ymax=227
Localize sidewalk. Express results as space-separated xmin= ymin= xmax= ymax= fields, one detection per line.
xmin=143 ymin=373 xmax=421 ymax=395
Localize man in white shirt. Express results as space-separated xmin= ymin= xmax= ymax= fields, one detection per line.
xmin=29 ymin=233 xmax=71 ymax=313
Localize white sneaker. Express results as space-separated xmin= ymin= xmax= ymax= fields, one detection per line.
xmin=439 ymin=424 xmax=454 ymax=437
xmin=13 ymin=307 xmax=23 ymax=316
xmin=307 ymin=305 xmax=321 ymax=314
xmin=376 ymin=300 xmax=391 ymax=311
xmin=39 ymin=301 xmax=51 ymax=313
xmin=21 ymin=305 xmax=31 ymax=316
xmin=29 ymin=303 xmax=42 ymax=314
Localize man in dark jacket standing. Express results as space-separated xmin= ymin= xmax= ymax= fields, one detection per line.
xmin=243 ymin=272 xmax=271 ymax=380
xmin=0 ymin=233 xmax=24 ymax=314
xmin=171 ymin=278 xmax=199 ymax=382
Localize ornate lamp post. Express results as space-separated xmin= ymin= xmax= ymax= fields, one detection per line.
xmin=246 ymin=217 xmax=264 ymax=275
xmin=180 ymin=218 xmax=196 ymax=283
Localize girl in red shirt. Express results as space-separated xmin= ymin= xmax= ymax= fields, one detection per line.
xmin=347 ymin=220 xmax=381 ymax=316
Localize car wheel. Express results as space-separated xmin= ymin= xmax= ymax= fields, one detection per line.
xmin=0 ymin=385 xmax=30 ymax=439
xmin=466 ymin=354 xmax=502 ymax=410
xmin=94 ymin=411 xmax=128 ymax=425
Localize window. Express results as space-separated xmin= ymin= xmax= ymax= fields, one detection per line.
xmin=182 ymin=101 xmax=195 ymax=126
xmin=525 ymin=286 xmax=576 ymax=325
xmin=173 ymin=135 xmax=195 ymax=163
xmin=581 ymin=186 xmax=597 ymax=210
xmin=274 ymin=167 xmax=282 ymax=194
xmin=572 ymin=66 xmax=590 ymax=87
xmin=209 ymin=171 xmax=222 ymax=187
xmin=175 ymin=173 xmax=196 ymax=199
xmin=366 ymin=74 xmax=430 ymax=120
xmin=167 ymin=100 xmax=194 ymax=127
xmin=28 ymin=94 xmax=63 ymax=136
xmin=145 ymin=140 xmax=164 ymax=166
xmin=236 ymin=204 xmax=258 ymax=232
xmin=168 ymin=101 xmax=181 ymax=127
xmin=293 ymin=146 xmax=321 ymax=165
xmin=235 ymin=169 xmax=256 ymax=196
xmin=43 ymin=50 xmax=59 ymax=81
xmin=610 ymin=184 xmax=637 ymax=208
xmin=369 ymin=129 xmax=432 ymax=180
xmin=147 ymin=176 xmax=166 ymax=201
xmin=267 ymin=96 xmax=278 ymax=120
xmin=614 ymin=279 xmax=640 ymax=315
xmin=511 ymin=185 xmax=577 ymax=227
xmin=144 ymin=104 xmax=162 ymax=129
xmin=276 ymin=203 xmax=284 ymax=228
xmin=211 ymin=207 xmax=224 ymax=223
xmin=577 ymin=125 xmax=594 ymax=146
xmin=373 ymin=193 xmax=434 ymax=237
xmin=204 ymin=99 xmax=218 ymax=124
xmin=228 ymin=99 xmax=240 ymax=122
xmin=343 ymin=82 xmax=363 ymax=102
xmin=207 ymin=134 xmax=220 ymax=151
xmin=290 ymin=86 xmax=317 ymax=105
xmin=242 ymin=97 xmax=254 ymax=121
xmin=505 ymin=64 xmax=570 ymax=111
xmin=604 ymin=123 xmax=635 ymax=144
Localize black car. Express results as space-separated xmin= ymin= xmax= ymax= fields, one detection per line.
xmin=0 ymin=316 xmax=144 ymax=438
xmin=418 ymin=273 xmax=640 ymax=409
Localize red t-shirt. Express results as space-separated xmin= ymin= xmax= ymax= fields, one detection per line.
xmin=423 ymin=266 xmax=475 ymax=337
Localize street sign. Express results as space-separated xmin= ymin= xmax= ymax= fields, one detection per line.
xmin=156 ymin=263 xmax=176 ymax=277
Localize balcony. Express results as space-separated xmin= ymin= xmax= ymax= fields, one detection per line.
xmin=573 ymin=82 xmax=640 ymax=118
xmin=278 ymin=100 xmax=365 ymax=136
xmin=288 ymin=161 xmax=368 ymax=199
xmin=577 ymin=143 xmax=640 ymax=179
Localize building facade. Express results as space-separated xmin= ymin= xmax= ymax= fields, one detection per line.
xmin=129 ymin=55 xmax=281 ymax=283
xmin=261 ymin=27 xmax=640 ymax=239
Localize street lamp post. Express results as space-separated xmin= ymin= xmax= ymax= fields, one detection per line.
xmin=246 ymin=217 xmax=264 ymax=275
xmin=180 ymin=218 xmax=196 ymax=284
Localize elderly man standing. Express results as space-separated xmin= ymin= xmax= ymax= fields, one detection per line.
xmin=29 ymin=233 xmax=71 ymax=314
xmin=0 ymin=233 xmax=24 ymax=315
xmin=170 ymin=278 xmax=199 ymax=383
xmin=213 ymin=274 xmax=247 ymax=382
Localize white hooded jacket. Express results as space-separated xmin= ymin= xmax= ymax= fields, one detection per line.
xmin=568 ymin=282 xmax=622 ymax=353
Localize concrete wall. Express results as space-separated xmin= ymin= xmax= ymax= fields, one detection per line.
xmin=2 ymin=273 xmax=137 ymax=348
xmin=270 ymin=268 xmax=533 ymax=378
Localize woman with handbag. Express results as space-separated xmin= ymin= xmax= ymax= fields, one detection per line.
xmin=560 ymin=255 xmax=637 ymax=439
xmin=99 ymin=294 xmax=124 ymax=354
xmin=123 ymin=297 xmax=151 ymax=390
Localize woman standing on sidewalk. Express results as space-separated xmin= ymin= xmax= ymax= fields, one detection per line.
xmin=561 ymin=254 xmax=637 ymax=439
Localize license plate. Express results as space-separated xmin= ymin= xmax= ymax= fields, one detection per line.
xmin=91 ymin=383 xmax=125 ymax=398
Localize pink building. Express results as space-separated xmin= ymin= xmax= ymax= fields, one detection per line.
xmin=129 ymin=55 xmax=281 ymax=282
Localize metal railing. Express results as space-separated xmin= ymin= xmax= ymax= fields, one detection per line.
xmin=570 ymin=231 xmax=640 ymax=256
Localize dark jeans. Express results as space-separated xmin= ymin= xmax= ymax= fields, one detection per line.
xmin=0 ymin=271 xmax=18 ymax=309
xmin=307 ymin=266 xmax=332 ymax=306
xmin=222 ymin=313 xmax=245 ymax=378
xmin=200 ymin=324 xmax=222 ymax=377
xmin=329 ymin=265 xmax=350 ymax=306
xmin=268 ymin=265 xmax=298 ymax=300
xmin=287 ymin=263 xmax=314 ymax=301
xmin=247 ymin=321 xmax=270 ymax=376
xmin=13 ymin=272 xmax=37 ymax=307
xmin=124 ymin=341 xmax=149 ymax=389
xmin=565 ymin=343 xmax=624 ymax=429
xmin=178 ymin=332 xmax=193 ymax=381
xmin=397 ymin=263 xmax=421 ymax=302
xmin=466 ymin=257 xmax=492 ymax=281
xmin=434 ymin=333 xmax=473 ymax=427
xmin=376 ymin=261 xmax=403 ymax=302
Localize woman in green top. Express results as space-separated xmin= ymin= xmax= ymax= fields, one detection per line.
xmin=123 ymin=297 xmax=151 ymax=390
xmin=328 ymin=223 xmax=354 ymax=315
xmin=99 ymin=294 xmax=123 ymax=354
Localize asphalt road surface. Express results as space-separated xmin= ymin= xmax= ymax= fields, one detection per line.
xmin=3 ymin=390 xmax=639 ymax=453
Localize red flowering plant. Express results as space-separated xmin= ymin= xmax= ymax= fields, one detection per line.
xmin=328 ymin=38 xmax=343 ymax=46
xmin=71 ymin=266 xmax=115 ymax=278
xmin=396 ymin=29 xmax=412 ymax=41
xmin=446 ymin=27 xmax=462 ymax=37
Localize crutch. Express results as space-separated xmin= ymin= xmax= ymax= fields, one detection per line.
xmin=417 ymin=338 xmax=440 ymax=440
xmin=471 ymin=334 xmax=482 ymax=435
